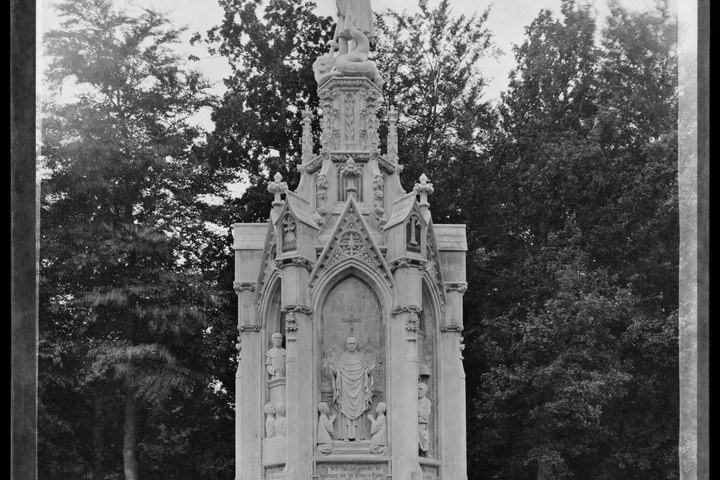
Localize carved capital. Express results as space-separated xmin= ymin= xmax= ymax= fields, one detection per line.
xmin=388 ymin=257 xmax=427 ymax=272
xmin=274 ymin=256 xmax=315 ymax=272
xmin=233 ymin=281 xmax=256 ymax=294
xmin=440 ymin=325 xmax=464 ymax=333
xmin=282 ymin=304 xmax=314 ymax=316
xmin=391 ymin=305 xmax=422 ymax=316
xmin=445 ymin=282 xmax=468 ymax=295
xmin=238 ymin=324 xmax=262 ymax=333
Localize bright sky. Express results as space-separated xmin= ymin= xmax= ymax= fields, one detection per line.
xmin=39 ymin=0 xmax=665 ymax=109
xmin=37 ymin=0 xmax=670 ymax=198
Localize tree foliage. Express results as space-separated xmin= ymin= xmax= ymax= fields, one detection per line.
xmin=196 ymin=0 xmax=334 ymax=224
xmin=464 ymin=2 xmax=678 ymax=479
xmin=40 ymin=0 xmax=233 ymax=478
xmin=374 ymin=0 xmax=498 ymax=223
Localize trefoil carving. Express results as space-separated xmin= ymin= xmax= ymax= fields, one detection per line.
xmin=445 ymin=282 xmax=468 ymax=294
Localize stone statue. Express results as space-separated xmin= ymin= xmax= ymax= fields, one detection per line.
xmin=316 ymin=402 xmax=336 ymax=455
xmin=274 ymin=402 xmax=287 ymax=436
xmin=330 ymin=336 xmax=375 ymax=440
xmin=264 ymin=402 xmax=277 ymax=438
xmin=266 ymin=332 xmax=287 ymax=379
xmin=314 ymin=3 xmax=383 ymax=88
xmin=367 ymin=402 xmax=388 ymax=455
xmin=417 ymin=383 xmax=431 ymax=456
xmin=334 ymin=0 xmax=375 ymax=50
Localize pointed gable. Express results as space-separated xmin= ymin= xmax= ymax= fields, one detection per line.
xmin=309 ymin=196 xmax=393 ymax=289
xmin=382 ymin=192 xmax=427 ymax=231
xmin=275 ymin=191 xmax=319 ymax=231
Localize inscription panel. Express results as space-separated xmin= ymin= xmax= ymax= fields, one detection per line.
xmin=266 ymin=467 xmax=283 ymax=480
xmin=317 ymin=463 xmax=387 ymax=480
xmin=421 ymin=465 xmax=438 ymax=480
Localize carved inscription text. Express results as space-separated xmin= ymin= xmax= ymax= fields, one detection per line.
xmin=316 ymin=463 xmax=386 ymax=480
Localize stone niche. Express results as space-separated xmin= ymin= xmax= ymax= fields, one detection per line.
xmin=319 ymin=274 xmax=385 ymax=441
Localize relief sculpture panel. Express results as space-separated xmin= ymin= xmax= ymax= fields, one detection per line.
xmin=321 ymin=275 xmax=384 ymax=441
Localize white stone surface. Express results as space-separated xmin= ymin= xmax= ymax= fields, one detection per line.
xmin=233 ymin=4 xmax=468 ymax=479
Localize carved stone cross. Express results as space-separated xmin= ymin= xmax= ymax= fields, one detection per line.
xmin=341 ymin=313 xmax=362 ymax=335
xmin=339 ymin=231 xmax=363 ymax=256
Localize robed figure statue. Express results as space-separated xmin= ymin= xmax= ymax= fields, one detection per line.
xmin=330 ymin=336 xmax=375 ymax=440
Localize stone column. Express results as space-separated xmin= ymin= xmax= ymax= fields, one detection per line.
xmin=234 ymin=282 xmax=262 ymax=480
xmin=439 ymin=282 xmax=468 ymax=480
xmin=390 ymin=262 xmax=424 ymax=480
xmin=279 ymin=261 xmax=314 ymax=480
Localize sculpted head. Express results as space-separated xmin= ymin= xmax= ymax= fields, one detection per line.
xmin=276 ymin=402 xmax=286 ymax=416
xmin=271 ymin=332 xmax=284 ymax=347
xmin=264 ymin=402 xmax=276 ymax=415
xmin=318 ymin=402 xmax=330 ymax=414
xmin=418 ymin=382 xmax=428 ymax=399
xmin=345 ymin=336 xmax=358 ymax=352
xmin=376 ymin=402 xmax=387 ymax=414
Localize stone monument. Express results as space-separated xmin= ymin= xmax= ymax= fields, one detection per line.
xmin=232 ymin=0 xmax=468 ymax=478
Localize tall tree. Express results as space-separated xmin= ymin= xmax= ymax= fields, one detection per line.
xmin=374 ymin=0 xmax=498 ymax=223
xmin=469 ymin=1 xmax=678 ymax=479
xmin=198 ymin=0 xmax=334 ymax=223
xmin=40 ymin=0 xmax=229 ymax=478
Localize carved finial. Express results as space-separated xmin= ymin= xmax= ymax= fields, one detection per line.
xmin=267 ymin=172 xmax=288 ymax=208
xmin=342 ymin=156 xmax=363 ymax=199
xmin=414 ymin=173 xmax=434 ymax=209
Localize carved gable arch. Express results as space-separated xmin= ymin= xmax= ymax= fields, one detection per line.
xmin=383 ymin=193 xmax=429 ymax=259
xmin=309 ymin=196 xmax=394 ymax=290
